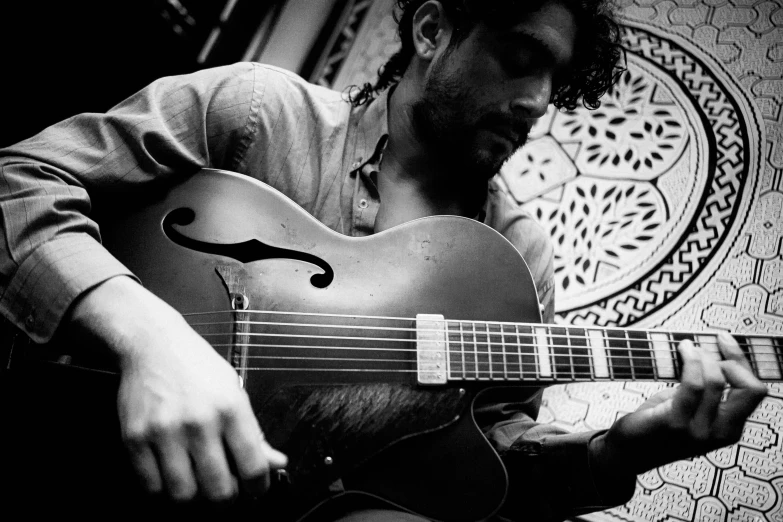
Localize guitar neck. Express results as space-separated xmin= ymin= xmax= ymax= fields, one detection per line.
xmin=429 ymin=319 xmax=783 ymax=384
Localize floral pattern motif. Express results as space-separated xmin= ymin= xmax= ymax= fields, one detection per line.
xmin=501 ymin=54 xmax=700 ymax=309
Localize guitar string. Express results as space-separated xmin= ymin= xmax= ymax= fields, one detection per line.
xmin=203 ymin=340 xmax=782 ymax=366
xmin=225 ymin=353 xmax=782 ymax=373
xmin=182 ymin=309 xmax=780 ymax=342
xmin=183 ymin=311 xmax=781 ymax=347
xmin=225 ymin=367 xmax=782 ymax=382
xmin=189 ymin=327 xmax=783 ymax=364
xmin=188 ymin=321 xmax=780 ymax=356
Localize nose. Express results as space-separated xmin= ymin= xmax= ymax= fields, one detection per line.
xmin=510 ymin=73 xmax=553 ymax=120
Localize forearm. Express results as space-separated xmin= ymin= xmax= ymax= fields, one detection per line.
xmin=477 ymin=389 xmax=636 ymax=522
xmin=498 ymin=428 xmax=636 ymax=521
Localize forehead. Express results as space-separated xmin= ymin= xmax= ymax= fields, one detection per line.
xmin=477 ymin=1 xmax=577 ymax=67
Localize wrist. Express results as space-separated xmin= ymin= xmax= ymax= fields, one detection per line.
xmin=64 ymin=275 xmax=179 ymax=368
xmin=588 ymin=431 xmax=638 ymax=504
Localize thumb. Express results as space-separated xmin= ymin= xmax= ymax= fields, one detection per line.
xmin=262 ymin=440 xmax=288 ymax=469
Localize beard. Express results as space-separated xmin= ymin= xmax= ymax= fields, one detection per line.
xmin=410 ymin=55 xmax=531 ymax=185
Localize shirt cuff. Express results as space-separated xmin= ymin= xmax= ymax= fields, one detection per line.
xmin=501 ymin=428 xmax=637 ymax=520
xmin=0 ymin=234 xmax=138 ymax=343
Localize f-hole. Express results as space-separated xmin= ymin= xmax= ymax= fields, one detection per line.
xmin=162 ymin=207 xmax=334 ymax=288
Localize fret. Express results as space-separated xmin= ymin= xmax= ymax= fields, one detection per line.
xmin=455 ymin=321 xmax=477 ymax=380
xmin=568 ymin=327 xmax=592 ymax=380
xmin=469 ymin=322 xmax=479 ymax=379
xmin=499 ymin=324 xmax=512 ymax=380
xmin=735 ymin=335 xmax=756 ymax=375
xmin=503 ymin=324 xmax=520 ymax=380
xmin=473 ymin=322 xmax=490 ymax=380
xmin=587 ymin=328 xmax=610 ymax=378
xmin=670 ymin=333 xmax=683 ymax=379
xmin=486 ymin=324 xmax=493 ymax=381
xmin=487 ymin=323 xmax=506 ymax=380
xmin=518 ymin=324 xmax=537 ymax=380
xmin=477 ymin=322 xmax=491 ymax=380
xmin=533 ymin=326 xmax=552 ymax=378
xmin=446 ymin=322 xmax=462 ymax=380
xmin=649 ymin=331 xmax=676 ymax=379
xmin=500 ymin=326 xmax=508 ymax=380
xmin=512 ymin=325 xmax=523 ymax=380
xmin=607 ymin=329 xmax=632 ymax=379
xmin=627 ymin=330 xmax=655 ymax=379
xmin=460 ymin=322 xmax=467 ymax=380
xmin=551 ymin=326 xmax=572 ymax=380
xmin=670 ymin=332 xmax=700 ymax=380
xmin=748 ymin=337 xmax=782 ymax=380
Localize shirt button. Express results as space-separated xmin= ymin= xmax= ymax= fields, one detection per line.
xmin=358 ymin=199 xmax=369 ymax=209
xmin=352 ymin=157 xmax=363 ymax=169
xmin=25 ymin=314 xmax=35 ymax=328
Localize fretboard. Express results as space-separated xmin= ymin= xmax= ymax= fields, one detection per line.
xmin=437 ymin=321 xmax=783 ymax=384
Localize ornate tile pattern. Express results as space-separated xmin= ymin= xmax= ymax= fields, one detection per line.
xmin=310 ymin=0 xmax=783 ymax=520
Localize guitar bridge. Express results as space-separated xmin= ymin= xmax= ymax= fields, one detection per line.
xmin=416 ymin=314 xmax=447 ymax=385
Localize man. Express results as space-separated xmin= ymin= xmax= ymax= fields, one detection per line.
xmin=0 ymin=0 xmax=767 ymax=521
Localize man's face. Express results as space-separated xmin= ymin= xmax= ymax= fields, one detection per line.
xmin=412 ymin=0 xmax=577 ymax=181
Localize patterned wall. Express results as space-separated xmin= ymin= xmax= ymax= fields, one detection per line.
xmin=308 ymin=1 xmax=783 ymax=520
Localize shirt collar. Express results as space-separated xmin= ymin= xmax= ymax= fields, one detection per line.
xmin=352 ymin=88 xmax=391 ymax=173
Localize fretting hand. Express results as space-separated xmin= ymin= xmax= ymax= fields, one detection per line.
xmin=67 ymin=276 xmax=287 ymax=502
xmin=594 ymin=332 xmax=768 ymax=475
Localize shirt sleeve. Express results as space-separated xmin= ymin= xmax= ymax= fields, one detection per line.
xmin=481 ymin=181 xmax=637 ymax=521
xmin=0 ymin=62 xmax=262 ymax=343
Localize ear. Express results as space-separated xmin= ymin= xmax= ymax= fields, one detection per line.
xmin=411 ymin=1 xmax=452 ymax=61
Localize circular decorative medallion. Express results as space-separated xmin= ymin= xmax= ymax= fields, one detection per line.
xmin=501 ymin=24 xmax=758 ymax=328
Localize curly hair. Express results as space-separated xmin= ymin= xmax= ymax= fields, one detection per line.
xmin=347 ymin=0 xmax=625 ymax=110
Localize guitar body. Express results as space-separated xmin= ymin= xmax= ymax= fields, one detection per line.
xmin=5 ymin=169 xmax=544 ymax=521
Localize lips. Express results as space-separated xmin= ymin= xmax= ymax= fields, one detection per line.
xmin=494 ymin=125 xmax=529 ymax=146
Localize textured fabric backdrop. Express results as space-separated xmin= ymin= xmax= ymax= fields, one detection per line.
xmin=308 ymin=1 xmax=783 ymax=520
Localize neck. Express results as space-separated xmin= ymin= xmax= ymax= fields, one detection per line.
xmin=376 ymin=80 xmax=484 ymax=232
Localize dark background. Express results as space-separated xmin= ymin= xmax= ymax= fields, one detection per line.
xmin=1 ymin=0 xmax=281 ymax=148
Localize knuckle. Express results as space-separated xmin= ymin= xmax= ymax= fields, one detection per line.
xmin=684 ymin=381 xmax=705 ymax=396
xmin=689 ymin=426 xmax=711 ymax=442
xmin=148 ymin=417 xmax=179 ymax=439
xmin=705 ymin=377 xmax=726 ymax=393
xmin=122 ymin=426 xmax=148 ymax=447
xmin=168 ymin=480 xmax=198 ymax=502
xmin=183 ymin=412 xmax=217 ymax=435
xmin=751 ymin=384 xmax=769 ymax=399
xmin=205 ymin=483 xmax=236 ymax=502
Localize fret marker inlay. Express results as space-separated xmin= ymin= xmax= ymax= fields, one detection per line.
xmin=534 ymin=327 xmax=552 ymax=378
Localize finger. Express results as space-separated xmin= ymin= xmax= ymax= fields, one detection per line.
xmin=261 ymin=438 xmax=289 ymax=469
xmin=155 ymin=432 xmax=199 ymax=502
xmin=125 ymin=439 xmax=163 ymax=494
xmin=188 ymin=423 xmax=237 ymax=502
xmin=689 ymin=344 xmax=726 ymax=439
xmin=669 ymin=340 xmax=703 ymax=428
xmin=718 ymin=359 xmax=768 ymax=419
xmin=223 ymin=395 xmax=287 ymax=495
xmin=716 ymin=332 xmax=754 ymax=373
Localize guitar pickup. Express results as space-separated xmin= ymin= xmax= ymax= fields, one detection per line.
xmin=416 ymin=314 xmax=447 ymax=385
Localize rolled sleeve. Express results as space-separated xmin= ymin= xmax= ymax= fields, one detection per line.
xmin=0 ymin=62 xmax=262 ymax=342
xmin=499 ymin=428 xmax=636 ymax=521
xmin=0 ymin=234 xmax=136 ymax=342
xmin=476 ymin=389 xmax=636 ymax=521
